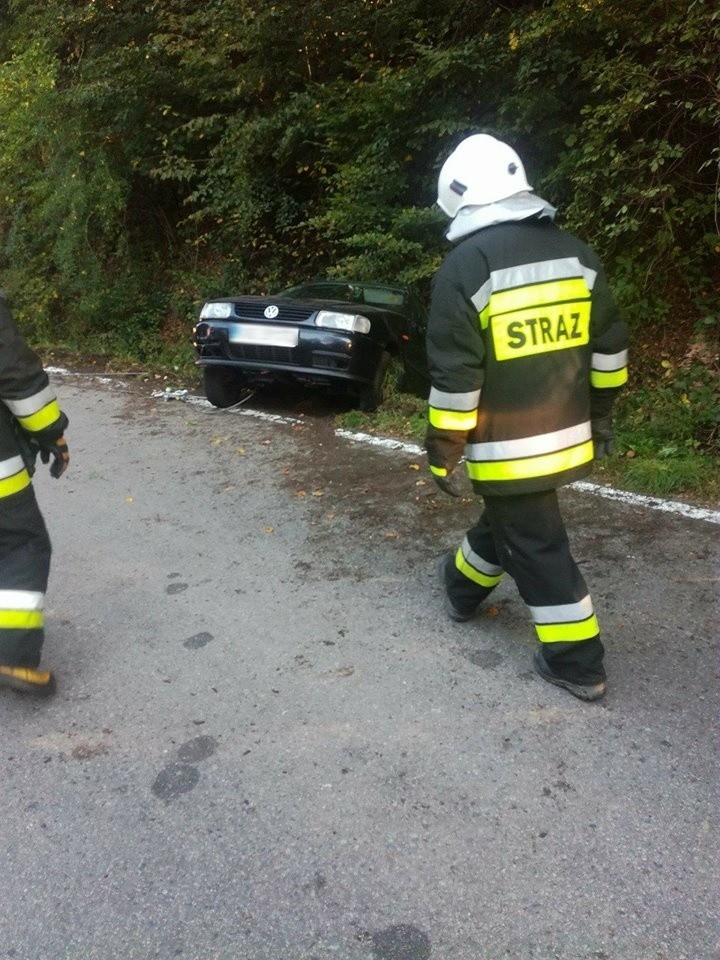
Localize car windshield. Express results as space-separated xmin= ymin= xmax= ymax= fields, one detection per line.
xmin=278 ymin=281 xmax=407 ymax=309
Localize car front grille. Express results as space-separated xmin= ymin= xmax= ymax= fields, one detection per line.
xmin=233 ymin=302 xmax=315 ymax=323
xmin=228 ymin=343 xmax=297 ymax=364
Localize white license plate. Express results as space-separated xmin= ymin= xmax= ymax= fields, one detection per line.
xmin=229 ymin=324 xmax=299 ymax=348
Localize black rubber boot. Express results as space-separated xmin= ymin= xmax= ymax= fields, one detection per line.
xmin=436 ymin=554 xmax=484 ymax=622
xmin=0 ymin=665 xmax=56 ymax=697
xmin=533 ymin=650 xmax=606 ymax=702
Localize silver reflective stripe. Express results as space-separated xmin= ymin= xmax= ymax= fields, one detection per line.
xmin=460 ymin=536 xmax=503 ymax=577
xmin=3 ymin=385 xmax=56 ymax=417
xmin=471 ymin=278 xmax=493 ymax=313
xmin=429 ymin=387 xmax=481 ymax=411
xmin=467 ymin=422 xmax=592 ymax=462
xmin=529 ymin=595 xmax=594 ymax=624
xmin=471 ymin=257 xmax=598 ymax=312
xmin=591 ymin=350 xmax=629 ymax=371
xmin=0 ymin=589 xmax=44 ymax=610
xmin=0 ymin=455 xmax=25 ymax=479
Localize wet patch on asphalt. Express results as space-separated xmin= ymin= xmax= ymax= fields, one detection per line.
xmin=368 ymin=924 xmax=432 ymax=960
xmin=151 ymin=735 xmax=218 ymax=802
xmin=182 ymin=631 xmax=214 ymax=649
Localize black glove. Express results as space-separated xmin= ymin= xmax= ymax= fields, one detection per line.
xmin=425 ymin=424 xmax=466 ymax=498
xmin=432 ymin=469 xmax=463 ymax=498
xmin=592 ymin=415 xmax=615 ymax=459
xmin=39 ymin=436 xmax=70 ymax=478
xmin=13 ymin=424 xmax=40 ymax=477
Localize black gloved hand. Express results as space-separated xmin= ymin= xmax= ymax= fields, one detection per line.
xmin=39 ymin=436 xmax=70 ymax=478
xmin=432 ymin=469 xmax=463 ymax=498
xmin=425 ymin=423 xmax=466 ymax=497
xmin=592 ymin=416 xmax=615 ymax=459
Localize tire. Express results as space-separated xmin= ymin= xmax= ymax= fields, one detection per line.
xmin=203 ymin=366 xmax=247 ymax=408
xmin=357 ymin=350 xmax=392 ymax=412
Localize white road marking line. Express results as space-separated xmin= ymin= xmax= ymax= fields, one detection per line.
xmin=150 ymin=392 xmax=720 ymax=526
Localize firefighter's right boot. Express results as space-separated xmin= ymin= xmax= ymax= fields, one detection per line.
xmin=0 ymin=665 xmax=56 ymax=697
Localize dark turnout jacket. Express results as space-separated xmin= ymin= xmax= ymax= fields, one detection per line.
xmin=426 ymin=218 xmax=629 ymax=496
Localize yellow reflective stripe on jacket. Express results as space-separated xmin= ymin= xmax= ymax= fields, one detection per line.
xmin=428 ymin=406 xmax=478 ymax=430
xmin=0 ymin=456 xmax=31 ymax=498
xmin=16 ymin=398 xmax=62 ymax=433
xmin=469 ymin=422 xmax=591 ymax=460
xmin=489 ymin=277 xmax=591 ymax=317
xmin=428 ymin=388 xmax=480 ymax=431
xmin=466 ymin=441 xmax=593 ymax=483
xmin=455 ymin=540 xmax=504 ymax=588
xmin=0 ymin=608 xmax=44 ymax=630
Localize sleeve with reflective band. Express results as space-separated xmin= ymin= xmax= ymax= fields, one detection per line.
xmin=587 ymin=259 xmax=629 ymax=390
xmin=528 ymin=595 xmax=599 ymax=644
xmin=455 ymin=537 xmax=504 ymax=589
xmin=4 ymin=386 xmax=63 ymax=435
xmin=0 ymin=455 xmax=32 ymax=499
xmin=465 ymin=423 xmax=593 ymax=484
xmin=428 ymin=387 xmax=480 ymax=431
xmin=590 ymin=350 xmax=628 ymax=388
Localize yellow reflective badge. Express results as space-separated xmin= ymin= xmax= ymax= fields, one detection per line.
xmin=491 ymin=302 xmax=590 ymax=361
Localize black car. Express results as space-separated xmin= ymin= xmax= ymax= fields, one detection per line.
xmin=193 ymin=279 xmax=428 ymax=410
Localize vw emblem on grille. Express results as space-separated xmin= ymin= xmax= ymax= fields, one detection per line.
xmin=264 ymin=304 xmax=280 ymax=319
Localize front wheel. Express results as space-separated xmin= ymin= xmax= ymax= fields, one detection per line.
xmin=357 ymin=350 xmax=392 ymax=412
xmin=203 ymin=366 xmax=248 ymax=408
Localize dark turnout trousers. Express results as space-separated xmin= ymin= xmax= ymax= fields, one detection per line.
xmin=445 ymin=489 xmax=605 ymax=684
xmin=0 ymin=485 xmax=51 ymax=668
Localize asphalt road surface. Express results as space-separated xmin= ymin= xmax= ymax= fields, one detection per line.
xmin=1 ymin=374 xmax=718 ymax=960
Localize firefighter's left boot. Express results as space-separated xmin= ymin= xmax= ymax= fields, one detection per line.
xmin=436 ymin=554 xmax=483 ymax=622
xmin=0 ymin=665 xmax=56 ymax=697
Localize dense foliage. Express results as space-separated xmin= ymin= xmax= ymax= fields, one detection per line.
xmin=1 ymin=0 xmax=718 ymax=480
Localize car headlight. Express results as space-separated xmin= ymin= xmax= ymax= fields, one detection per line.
xmin=200 ymin=301 xmax=233 ymax=319
xmin=315 ymin=310 xmax=371 ymax=334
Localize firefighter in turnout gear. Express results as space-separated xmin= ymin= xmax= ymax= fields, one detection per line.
xmin=0 ymin=291 xmax=69 ymax=696
xmin=427 ymin=135 xmax=628 ymax=701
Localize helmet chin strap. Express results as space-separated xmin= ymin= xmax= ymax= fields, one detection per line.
xmin=444 ymin=193 xmax=557 ymax=242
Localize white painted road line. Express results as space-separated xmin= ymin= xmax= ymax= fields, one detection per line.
xmin=145 ymin=388 xmax=718 ymax=527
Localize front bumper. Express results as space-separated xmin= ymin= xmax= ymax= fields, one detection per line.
xmin=193 ymin=323 xmax=384 ymax=386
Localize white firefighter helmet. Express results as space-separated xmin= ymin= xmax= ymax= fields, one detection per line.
xmin=437 ymin=134 xmax=532 ymax=217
